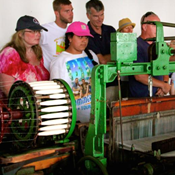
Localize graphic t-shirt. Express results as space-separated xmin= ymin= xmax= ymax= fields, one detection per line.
xmin=40 ymin=22 xmax=67 ymax=71
xmin=50 ymin=51 xmax=99 ymax=123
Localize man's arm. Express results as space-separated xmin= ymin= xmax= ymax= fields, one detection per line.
xmin=163 ymin=75 xmax=169 ymax=83
xmin=134 ymin=74 xmax=170 ymax=95
xmin=97 ymin=54 xmax=111 ymax=64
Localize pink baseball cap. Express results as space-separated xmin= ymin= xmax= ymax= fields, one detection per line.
xmin=66 ymin=21 xmax=94 ymax=38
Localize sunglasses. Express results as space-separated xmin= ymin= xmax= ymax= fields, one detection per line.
xmin=141 ymin=11 xmax=156 ymax=24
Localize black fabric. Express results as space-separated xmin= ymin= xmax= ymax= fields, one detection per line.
xmin=84 ymin=48 xmax=98 ymax=66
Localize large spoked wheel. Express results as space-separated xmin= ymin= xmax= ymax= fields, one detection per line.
xmin=8 ymin=81 xmax=39 ymax=149
xmin=76 ymin=155 xmax=109 ymax=175
xmin=55 ymin=79 xmax=77 ymax=141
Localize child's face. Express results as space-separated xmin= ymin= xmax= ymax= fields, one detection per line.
xmin=69 ymin=35 xmax=89 ymax=54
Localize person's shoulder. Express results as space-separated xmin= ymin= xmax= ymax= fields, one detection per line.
xmin=0 ymin=47 xmax=21 ymax=64
xmin=87 ymin=21 xmax=91 ymax=28
xmin=88 ymin=49 xmax=95 ymax=56
xmin=42 ymin=21 xmax=55 ymax=28
xmin=137 ymin=36 xmax=148 ymax=47
xmin=44 ymin=22 xmax=67 ymax=32
xmin=2 ymin=46 xmax=15 ymax=52
xmin=137 ymin=36 xmax=142 ymax=42
xmin=51 ymin=51 xmax=69 ymax=63
xmin=1 ymin=47 xmax=18 ymax=56
xmin=87 ymin=50 xmax=99 ymax=64
xmin=51 ymin=52 xmax=65 ymax=61
xmin=102 ymin=23 xmax=116 ymax=32
xmin=103 ymin=23 xmax=115 ymax=28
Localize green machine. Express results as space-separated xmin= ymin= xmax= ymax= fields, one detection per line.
xmin=81 ymin=21 xmax=175 ymax=174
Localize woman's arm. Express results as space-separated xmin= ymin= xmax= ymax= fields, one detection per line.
xmin=0 ymin=73 xmax=15 ymax=96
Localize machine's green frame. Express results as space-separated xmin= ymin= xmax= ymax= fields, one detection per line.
xmin=84 ymin=21 xmax=175 ymax=169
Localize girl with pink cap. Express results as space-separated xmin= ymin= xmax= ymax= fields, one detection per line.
xmin=50 ymin=21 xmax=99 ymax=123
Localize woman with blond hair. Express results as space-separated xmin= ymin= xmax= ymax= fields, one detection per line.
xmin=0 ymin=15 xmax=50 ymax=99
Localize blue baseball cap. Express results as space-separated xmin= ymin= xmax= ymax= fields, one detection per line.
xmin=15 ymin=15 xmax=48 ymax=32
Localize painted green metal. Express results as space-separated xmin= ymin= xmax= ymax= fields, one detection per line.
xmin=84 ymin=21 xmax=175 ymax=169
xmin=55 ymin=79 xmax=77 ymax=142
xmin=84 ymin=65 xmax=107 ymax=166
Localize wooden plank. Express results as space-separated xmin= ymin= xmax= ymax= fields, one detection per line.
xmin=0 ymin=145 xmax=74 ymax=164
xmin=23 ymin=154 xmax=70 ymax=170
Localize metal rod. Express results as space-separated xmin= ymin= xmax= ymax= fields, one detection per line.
xmin=161 ymin=22 xmax=175 ymax=27
xmin=164 ymin=36 xmax=175 ymax=40
xmin=148 ymin=75 xmax=153 ymax=97
xmin=117 ymin=71 xmax=123 ymax=147
xmin=145 ymin=36 xmax=175 ymax=41
xmin=143 ymin=21 xmax=175 ymax=27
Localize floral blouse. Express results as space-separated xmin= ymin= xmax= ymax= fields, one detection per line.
xmin=0 ymin=47 xmax=50 ymax=82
